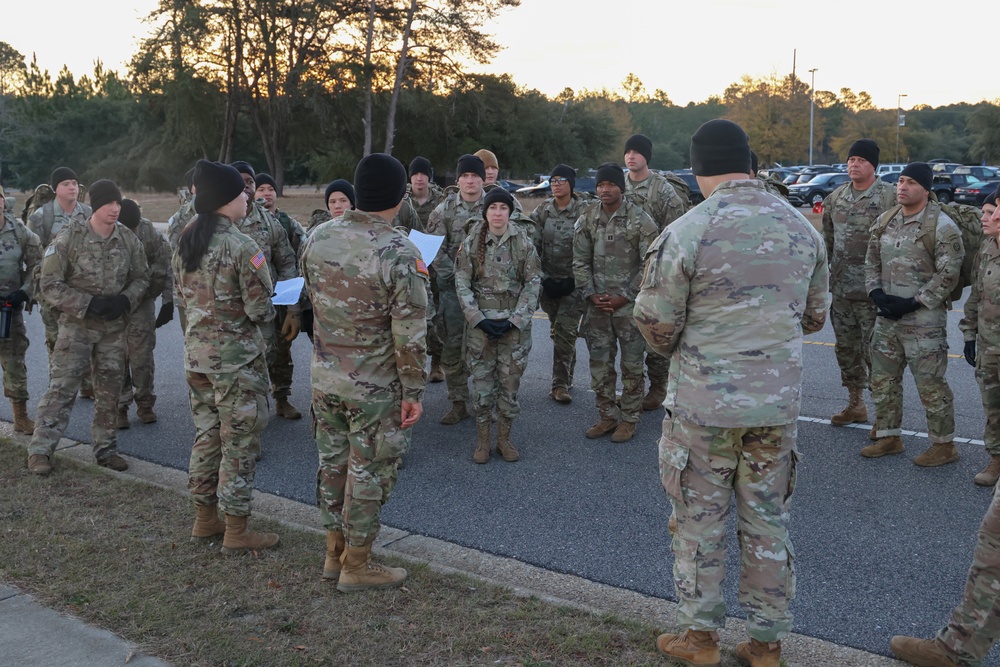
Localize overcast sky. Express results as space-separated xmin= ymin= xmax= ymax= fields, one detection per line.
xmin=2 ymin=0 xmax=996 ymax=110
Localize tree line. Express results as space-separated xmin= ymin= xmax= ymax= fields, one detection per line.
xmin=0 ymin=1 xmax=998 ymax=192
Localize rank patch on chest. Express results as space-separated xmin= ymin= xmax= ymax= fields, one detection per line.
xmin=250 ymin=250 xmax=266 ymax=270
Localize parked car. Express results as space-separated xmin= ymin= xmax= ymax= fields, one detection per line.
xmin=881 ymin=172 xmax=902 ymax=185
xmin=496 ymin=179 xmax=523 ymax=193
xmin=954 ymin=179 xmax=1000 ymax=206
xmin=876 ymin=163 xmax=906 ymax=176
xmin=930 ymin=162 xmax=962 ymax=174
xmin=932 ymin=172 xmax=986 ymax=204
xmin=787 ymin=172 xmax=852 ymax=207
xmin=954 ymin=166 xmax=1000 ymax=182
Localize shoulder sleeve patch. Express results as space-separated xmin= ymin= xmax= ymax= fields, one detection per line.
xmin=44 ymin=245 xmax=56 ymax=257
xmin=250 ymin=249 xmax=266 ymax=270
xmin=415 ymin=258 xmax=429 ymax=277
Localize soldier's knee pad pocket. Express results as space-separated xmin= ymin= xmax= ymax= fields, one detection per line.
xmin=659 ymin=438 xmax=689 ymax=508
xmin=673 ymin=537 xmax=700 ymax=598
xmin=374 ymin=412 xmax=409 ymax=461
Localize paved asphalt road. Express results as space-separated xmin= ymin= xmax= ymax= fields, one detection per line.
xmin=6 ymin=296 xmax=999 ymax=664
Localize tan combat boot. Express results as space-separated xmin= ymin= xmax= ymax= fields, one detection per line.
xmin=428 ymin=356 xmax=444 ymax=383
xmin=869 ymin=425 xmax=879 ymax=440
xmin=12 ymin=400 xmax=34 ymax=435
xmin=221 ymin=514 xmax=280 ymax=555
xmin=336 ymin=543 xmax=407 ymax=593
xmin=322 ymin=530 xmax=346 ymax=580
xmin=99 ymin=454 xmax=129 ymax=471
xmin=585 ymin=417 xmax=619 ymax=439
xmin=861 ymin=436 xmax=904 ymax=458
xmin=497 ymin=418 xmax=520 ymax=462
xmin=439 ymin=401 xmax=469 ymax=425
xmin=550 ymin=387 xmax=572 ymax=404
xmin=27 ymin=454 xmax=52 ymax=476
xmin=191 ymin=504 xmax=226 ymax=543
xmin=734 ymin=638 xmax=781 ymax=667
xmin=975 ymin=455 xmax=1000 ymax=486
xmin=831 ymin=386 xmax=868 ymax=425
xmin=611 ymin=421 xmax=637 ymax=443
xmin=642 ymin=384 xmax=667 ymax=411
xmin=914 ymin=442 xmax=960 ymax=467
xmin=473 ymin=421 xmax=492 ymax=464
xmin=655 ymin=629 xmax=720 ymax=666
xmin=136 ymin=405 xmax=157 ymax=424
xmin=889 ymin=636 xmax=962 ymax=667
xmin=117 ymin=407 xmax=130 ymax=430
xmin=275 ymin=398 xmax=302 ymax=420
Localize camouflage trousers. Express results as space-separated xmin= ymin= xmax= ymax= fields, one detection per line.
xmin=583 ymin=305 xmax=645 ymax=423
xmin=0 ymin=309 xmax=30 ymax=401
xmin=539 ymin=290 xmax=583 ymax=391
xmin=427 ymin=276 xmax=444 ymax=358
xmin=28 ymin=318 xmax=127 ymax=463
xmin=831 ymin=294 xmax=876 ymax=389
xmin=42 ymin=303 xmax=93 ymax=395
xmin=659 ymin=413 xmax=797 ymax=643
xmin=313 ymin=389 xmax=407 ymax=546
xmin=438 ymin=279 xmax=469 ymax=403
xmin=976 ymin=351 xmax=1000 ymax=457
xmin=466 ymin=322 xmax=532 ymax=423
xmin=186 ymin=356 xmax=269 ymax=516
xmin=269 ymin=305 xmax=293 ymax=399
xmin=646 ymin=347 xmax=670 ymax=387
xmin=870 ymin=320 xmax=955 ymax=443
xmin=119 ymin=298 xmax=156 ymax=409
xmin=936 ymin=486 xmax=1000 ymax=666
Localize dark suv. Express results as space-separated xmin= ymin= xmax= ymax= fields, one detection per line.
xmin=787 ymin=172 xmax=852 ymax=207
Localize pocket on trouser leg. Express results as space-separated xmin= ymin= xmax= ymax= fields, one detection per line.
xmin=673 ymin=536 xmax=700 ymax=600
xmin=659 ymin=436 xmax=690 ymax=509
xmin=784 ymin=449 xmax=800 ymax=503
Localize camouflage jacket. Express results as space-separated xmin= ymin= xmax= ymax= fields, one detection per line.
xmin=821 ymin=179 xmax=897 ymax=299
xmin=167 ymin=198 xmax=197 ymax=251
xmin=172 ymin=218 xmax=274 ymax=373
xmin=573 ymin=199 xmax=658 ymax=305
xmin=406 ymin=183 xmax=445 ymax=229
xmin=307 ymin=209 xmax=332 ymax=234
xmin=301 ymin=209 xmax=429 ymax=403
xmin=961 ymin=235 xmax=1000 ymax=351
xmin=132 ymin=218 xmax=172 ymax=303
xmin=624 ymin=171 xmax=687 ymax=231
xmin=528 ymin=193 xmax=594 ymax=281
xmin=865 ymin=203 xmax=963 ymax=329
xmin=634 ymin=179 xmax=829 ymax=428
xmin=455 ymin=221 xmax=541 ymax=330
xmin=27 ymin=200 xmax=91 ymax=248
xmin=272 ymin=208 xmax=307 ymax=257
xmin=0 ymin=214 xmax=42 ymax=298
xmin=237 ymin=201 xmax=298 ymax=285
xmin=426 ymin=191 xmax=486 ymax=285
xmin=40 ymin=219 xmax=150 ymax=328
xmin=392 ymin=197 xmax=424 ymax=233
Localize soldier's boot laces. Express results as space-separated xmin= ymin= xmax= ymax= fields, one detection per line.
xmin=831 ymin=386 xmax=868 ymax=425
xmin=439 ymin=401 xmax=469 ymax=425
xmin=275 ymin=398 xmax=302 ymax=420
xmin=137 ymin=405 xmax=158 ymax=424
xmin=655 ymin=629 xmax=720 ymax=667
xmin=190 ymin=504 xmax=226 ymax=543
xmin=322 ymin=530 xmax=346 ymax=580
xmin=585 ymin=417 xmax=619 ymax=439
xmin=12 ymin=400 xmax=34 ymax=435
xmin=889 ymin=636 xmax=962 ymax=667
xmin=611 ymin=421 xmax=637 ymax=443
xmin=974 ymin=455 xmax=1000 ymax=486
xmin=428 ymin=356 xmax=444 ymax=383
xmin=27 ymin=454 xmax=51 ymax=476
xmin=642 ymin=384 xmax=667 ymax=411
xmin=914 ymin=442 xmax=960 ymax=467
xmin=861 ymin=436 xmax=904 ymax=458
xmin=99 ymin=454 xmax=129 ymax=472
xmin=473 ymin=421 xmax=492 ymax=464
xmin=336 ymin=544 xmax=407 ymax=593
xmin=220 ymin=514 xmax=279 ymax=555
xmin=497 ymin=418 xmax=520 ymax=462
xmin=734 ymin=638 xmax=781 ymax=667
xmin=117 ymin=407 xmax=130 ymax=430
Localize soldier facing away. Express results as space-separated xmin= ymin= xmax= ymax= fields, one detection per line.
xmin=635 ymin=119 xmax=829 ymax=667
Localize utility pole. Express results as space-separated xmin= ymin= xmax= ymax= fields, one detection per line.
xmin=896 ymin=93 xmax=908 ymax=162
xmin=808 ymin=68 xmax=817 ymax=166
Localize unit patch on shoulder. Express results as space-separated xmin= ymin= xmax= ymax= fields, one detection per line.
xmin=415 ymin=258 xmax=429 ymax=277
xmin=250 ymin=250 xmax=266 ymax=270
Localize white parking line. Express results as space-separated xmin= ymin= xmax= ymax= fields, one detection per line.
xmin=797 ymin=415 xmax=985 ymax=446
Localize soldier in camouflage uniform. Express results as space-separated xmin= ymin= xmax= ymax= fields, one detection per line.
xmin=26 ymin=180 xmax=150 ymax=476
xmin=116 ymin=199 xmax=173 ymax=428
xmin=636 ymin=119 xmax=829 ymax=667
xmin=960 ymin=196 xmax=1000 ymax=486
xmin=426 ymin=154 xmax=489 ymax=425
xmin=174 ymin=160 xmax=278 ymax=553
xmin=528 ymin=163 xmax=588 ymax=404
xmin=301 ymin=153 xmax=427 ymax=592
xmin=573 ymin=163 xmax=659 ymax=444
xmin=750 ymin=150 xmax=791 ymax=201
xmin=407 ymin=157 xmax=446 ymax=383
xmin=0 ymin=186 xmax=42 ymax=434
xmin=821 ymin=139 xmax=898 ymax=429
xmin=167 ymin=170 xmax=198 ymax=335
xmin=863 ymin=163 xmax=963 ymax=466
xmin=474 ymin=148 xmax=523 ymax=213
xmin=455 ymin=187 xmax=540 ymax=463
xmin=622 ymin=134 xmax=688 ymax=412
xmin=255 ymin=173 xmax=307 ymax=419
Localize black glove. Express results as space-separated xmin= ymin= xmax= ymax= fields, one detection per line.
xmin=885 ymin=296 xmax=921 ymax=318
xmin=102 ymin=295 xmax=132 ymax=321
xmin=155 ymin=302 xmax=174 ymax=328
xmin=869 ymin=289 xmax=889 ymax=309
xmin=558 ymin=277 xmax=576 ymax=296
xmin=965 ymin=340 xmax=977 ymax=367
xmin=542 ymin=277 xmax=561 ymax=299
xmin=301 ymin=308 xmax=314 ymax=340
xmin=475 ymin=320 xmax=497 ymax=338
xmin=4 ymin=290 xmax=28 ymax=309
xmin=86 ymin=296 xmax=113 ymax=318
xmin=493 ymin=319 xmax=514 ymax=338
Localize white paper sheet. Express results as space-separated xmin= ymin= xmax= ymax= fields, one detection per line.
xmin=272 ymin=277 xmax=305 ymax=305
xmin=407 ymin=231 xmax=445 ymax=266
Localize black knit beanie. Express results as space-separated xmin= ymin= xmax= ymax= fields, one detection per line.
xmin=254 ymin=173 xmax=277 ymax=190
xmin=848 ymin=139 xmax=880 ymax=168
xmin=51 ymin=167 xmax=78 ymax=186
xmin=89 ymin=179 xmax=123 ymax=212
xmin=183 ymin=167 xmax=195 ymax=189
xmin=119 ymin=199 xmax=141 ymax=229
xmin=595 ymin=163 xmax=626 ymax=192
xmin=456 ymin=154 xmax=486 ymax=181
xmin=690 ymin=119 xmax=752 ymax=177
xmin=624 ymin=134 xmax=653 ymax=164
xmin=229 ymin=161 xmax=255 ymax=178
xmin=900 ymin=162 xmax=933 ymax=192
xmin=750 ymin=150 xmax=759 ymax=175
xmin=482 ymin=187 xmax=515 ymax=220
xmin=324 ymin=179 xmax=356 ymax=210
xmin=193 ymin=160 xmax=246 ymax=214
xmin=409 ymin=156 xmax=433 ymax=178
xmin=354 ymin=153 xmax=407 ymax=213
xmin=550 ymin=164 xmax=576 ymax=192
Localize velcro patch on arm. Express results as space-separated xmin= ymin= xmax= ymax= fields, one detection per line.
xmin=250 ymin=250 xmax=266 ymax=270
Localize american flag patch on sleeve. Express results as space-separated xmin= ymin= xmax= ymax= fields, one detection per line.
xmin=250 ymin=250 xmax=266 ymax=270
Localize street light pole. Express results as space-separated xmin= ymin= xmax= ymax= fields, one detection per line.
xmin=808 ymin=68 xmax=817 ymax=166
xmin=896 ymin=93 xmax=908 ymax=162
